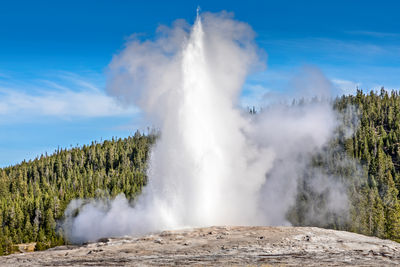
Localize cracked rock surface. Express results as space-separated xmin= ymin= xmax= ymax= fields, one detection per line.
xmin=1 ymin=226 xmax=400 ymax=266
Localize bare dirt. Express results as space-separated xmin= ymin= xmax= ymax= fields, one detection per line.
xmin=1 ymin=226 xmax=400 ymax=266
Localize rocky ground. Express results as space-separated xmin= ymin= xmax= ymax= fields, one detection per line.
xmin=1 ymin=226 xmax=400 ymax=266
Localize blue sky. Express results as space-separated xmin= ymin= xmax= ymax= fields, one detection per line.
xmin=1 ymin=0 xmax=400 ymax=166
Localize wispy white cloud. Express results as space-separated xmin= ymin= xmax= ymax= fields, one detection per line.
xmin=345 ymin=30 xmax=400 ymax=38
xmin=0 ymin=88 xmax=136 ymax=118
xmin=260 ymin=37 xmax=400 ymax=60
xmin=0 ymin=72 xmax=137 ymax=120
xmin=332 ymin=79 xmax=361 ymax=95
xmin=57 ymin=71 xmax=101 ymax=92
xmin=37 ymin=79 xmax=71 ymax=91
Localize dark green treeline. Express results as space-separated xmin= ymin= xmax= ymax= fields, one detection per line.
xmin=289 ymin=89 xmax=400 ymax=242
xmin=0 ymin=132 xmax=155 ymax=255
xmin=1 ymin=89 xmax=400 ymax=255
xmin=335 ymin=88 xmax=400 ymax=241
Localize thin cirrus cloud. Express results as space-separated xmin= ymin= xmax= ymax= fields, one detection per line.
xmin=331 ymin=79 xmax=361 ymax=95
xmin=260 ymin=36 xmax=400 ymax=62
xmin=345 ymin=30 xmax=400 ymax=38
xmin=0 ymin=73 xmax=137 ymax=121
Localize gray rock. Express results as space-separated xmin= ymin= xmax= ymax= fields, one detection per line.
xmin=1 ymin=226 xmax=400 ymax=266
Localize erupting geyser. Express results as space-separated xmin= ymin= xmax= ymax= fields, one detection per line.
xmin=63 ymin=11 xmax=349 ymax=243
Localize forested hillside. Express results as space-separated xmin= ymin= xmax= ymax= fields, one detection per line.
xmin=1 ymin=89 xmax=400 ymax=255
xmin=289 ymin=88 xmax=400 ymax=242
xmin=0 ymin=132 xmax=155 ymax=255
xmin=336 ymin=88 xmax=400 ymax=240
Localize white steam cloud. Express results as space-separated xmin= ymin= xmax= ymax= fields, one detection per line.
xmin=63 ymin=11 xmax=350 ymax=243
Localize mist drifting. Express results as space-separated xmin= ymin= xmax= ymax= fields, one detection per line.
xmin=63 ymin=11 xmax=350 ymax=243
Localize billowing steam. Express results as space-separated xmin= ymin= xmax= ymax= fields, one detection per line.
xmin=63 ymin=11 xmax=350 ymax=243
